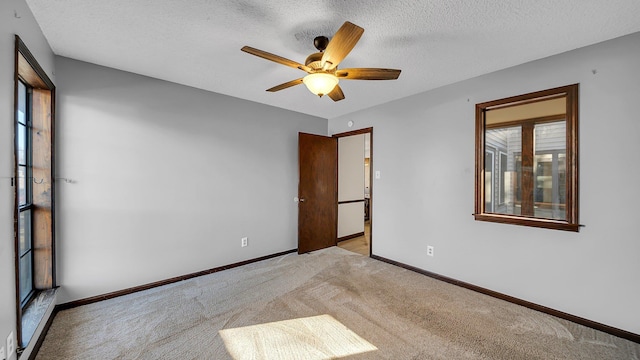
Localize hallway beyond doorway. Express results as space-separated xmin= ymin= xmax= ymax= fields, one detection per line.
xmin=337 ymin=221 xmax=370 ymax=256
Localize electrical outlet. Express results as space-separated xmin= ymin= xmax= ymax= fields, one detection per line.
xmin=241 ymin=237 xmax=248 ymax=247
xmin=427 ymin=245 xmax=434 ymax=257
xmin=1 ymin=346 xmax=6 ymax=360
xmin=6 ymin=332 xmax=14 ymax=358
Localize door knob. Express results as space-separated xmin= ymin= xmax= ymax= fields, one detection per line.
xmin=299 ymin=198 xmax=306 ymax=202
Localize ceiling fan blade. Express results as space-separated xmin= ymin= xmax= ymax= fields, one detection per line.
xmin=327 ymin=85 xmax=345 ymax=102
xmin=266 ymin=78 xmax=304 ymax=92
xmin=241 ymin=46 xmax=312 ymax=73
xmin=321 ymin=22 xmax=364 ymax=70
xmin=336 ymin=68 xmax=401 ymax=80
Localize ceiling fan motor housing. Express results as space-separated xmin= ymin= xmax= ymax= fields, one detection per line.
xmin=305 ymin=52 xmax=325 ymax=70
xmin=306 ymin=36 xmax=331 ymax=70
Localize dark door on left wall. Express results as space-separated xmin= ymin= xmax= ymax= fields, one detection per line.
xmin=297 ymin=133 xmax=337 ymax=254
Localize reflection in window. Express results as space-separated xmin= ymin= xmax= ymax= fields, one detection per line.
xmin=485 ymin=122 xmax=566 ymax=221
xmin=485 ymin=126 xmax=521 ymax=216
xmin=485 ymin=151 xmax=494 ymax=212
xmin=499 ymin=152 xmax=507 ymax=205
xmin=533 ymin=122 xmax=566 ymax=220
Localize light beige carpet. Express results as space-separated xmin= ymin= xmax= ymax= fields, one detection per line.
xmin=36 ymin=247 xmax=639 ymax=359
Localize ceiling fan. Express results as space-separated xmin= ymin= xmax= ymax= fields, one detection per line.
xmin=241 ymin=21 xmax=401 ymax=102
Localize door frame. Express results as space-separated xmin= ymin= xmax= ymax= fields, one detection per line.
xmin=333 ymin=127 xmax=373 ymax=256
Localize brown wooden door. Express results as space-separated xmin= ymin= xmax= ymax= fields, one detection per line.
xmin=298 ymin=132 xmax=337 ymax=254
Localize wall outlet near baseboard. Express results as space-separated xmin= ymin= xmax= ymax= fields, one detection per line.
xmin=427 ymin=245 xmax=434 ymax=257
xmin=241 ymin=237 xmax=248 ymax=247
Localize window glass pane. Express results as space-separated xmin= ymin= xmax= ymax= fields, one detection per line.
xmin=558 ymin=154 xmax=566 ymax=204
xmin=484 ymin=151 xmax=494 ymax=212
xmin=513 ymin=154 xmax=522 ymax=216
xmin=18 ymin=81 xmax=27 ymax=125
xmin=18 ymin=165 xmax=27 ymax=205
xmin=534 ymin=121 xmax=566 ymax=220
xmin=19 ymin=210 xmax=32 ymax=255
xmin=19 ymin=254 xmax=33 ymax=303
xmin=18 ymin=123 xmax=27 ymax=165
xmin=485 ymin=126 xmax=521 ymax=216
xmin=499 ymin=153 xmax=507 ymax=205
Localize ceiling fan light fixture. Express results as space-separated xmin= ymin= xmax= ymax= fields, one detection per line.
xmin=242 ymin=21 xmax=400 ymax=102
xmin=303 ymin=73 xmax=339 ymax=97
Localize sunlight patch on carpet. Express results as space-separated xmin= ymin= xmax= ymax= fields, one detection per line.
xmin=219 ymin=314 xmax=377 ymax=359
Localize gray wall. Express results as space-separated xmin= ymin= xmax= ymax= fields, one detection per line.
xmin=329 ymin=32 xmax=640 ymax=334
xmin=0 ymin=1 xmax=55 ymax=358
xmin=54 ymin=57 xmax=326 ymax=303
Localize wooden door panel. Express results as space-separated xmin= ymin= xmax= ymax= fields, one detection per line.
xmin=298 ymin=133 xmax=337 ymax=254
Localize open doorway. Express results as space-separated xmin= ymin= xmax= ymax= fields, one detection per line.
xmin=335 ymin=128 xmax=372 ymax=256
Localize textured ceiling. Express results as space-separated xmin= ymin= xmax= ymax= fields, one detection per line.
xmin=24 ymin=0 xmax=640 ymax=119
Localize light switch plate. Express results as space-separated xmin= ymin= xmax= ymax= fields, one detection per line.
xmin=375 ymin=170 xmax=381 ymax=179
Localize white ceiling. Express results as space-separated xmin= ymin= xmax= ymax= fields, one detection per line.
xmin=25 ymin=0 xmax=640 ymax=120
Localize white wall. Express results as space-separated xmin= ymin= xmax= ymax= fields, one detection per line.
xmin=338 ymin=203 xmax=364 ymax=238
xmin=54 ymin=57 xmax=326 ymax=304
xmin=0 ymin=1 xmax=55 ymax=358
xmin=338 ymin=134 xmax=365 ymax=201
xmin=338 ymin=135 xmax=365 ymax=238
xmin=329 ymin=32 xmax=640 ymax=334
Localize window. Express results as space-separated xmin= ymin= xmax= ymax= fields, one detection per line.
xmin=475 ymin=84 xmax=579 ymax=231
xmin=14 ymin=35 xmax=56 ymax=350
